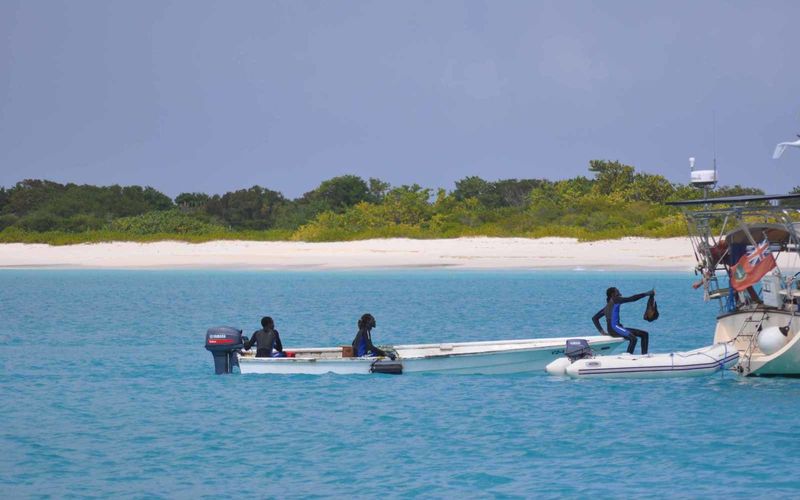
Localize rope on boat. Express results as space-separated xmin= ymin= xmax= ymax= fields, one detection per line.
xmin=721 ymin=342 xmax=727 ymax=378
xmin=671 ymin=344 xmax=733 ymax=376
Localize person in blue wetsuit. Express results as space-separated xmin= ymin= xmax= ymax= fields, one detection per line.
xmin=244 ymin=316 xmax=286 ymax=358
xmin=592 ymin=287 xmax=654 ymax=354
xmin=351 ymin=313 xmax=396 ymax=360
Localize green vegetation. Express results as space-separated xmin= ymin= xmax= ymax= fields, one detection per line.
xmin=109 ymin=210 xmax=226 ymax=235
xmin=0 ymin=161 xmax=767 ymax=245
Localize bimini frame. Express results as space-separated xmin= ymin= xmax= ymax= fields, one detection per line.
xmin=666 ymin=194 xmax=800 ymax=311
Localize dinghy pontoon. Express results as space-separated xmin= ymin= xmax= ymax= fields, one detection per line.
xmin=546 ymin=339 xmax=739 ymax=378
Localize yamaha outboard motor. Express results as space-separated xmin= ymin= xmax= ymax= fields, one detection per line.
xmin=205 ymin=327 xmax=244 ymax=374
xmin=565 ymin=338 xmax=593 ymax=362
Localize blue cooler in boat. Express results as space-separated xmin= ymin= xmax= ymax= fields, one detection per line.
xmin=205 ymin=326 xmax=244 ymax=374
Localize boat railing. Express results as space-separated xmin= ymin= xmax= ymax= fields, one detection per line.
xmin=671 ymin=198 xmax=800 ymax=313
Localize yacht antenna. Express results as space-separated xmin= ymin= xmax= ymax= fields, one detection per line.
xmin=712 ymin=110 xmax=717 ymax=178
xmin=688 ymin=113 xmax=720 ymax=199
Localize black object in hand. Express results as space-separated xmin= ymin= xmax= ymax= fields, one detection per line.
xmin=644 ymin=294 xmax=659 ymax=322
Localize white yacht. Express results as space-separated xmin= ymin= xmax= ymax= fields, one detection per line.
xmin=668 ymin=162 xmax=800 ymax=376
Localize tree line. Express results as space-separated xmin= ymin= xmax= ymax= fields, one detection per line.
xmin=0 ymin=160 xmax=783 ymax=243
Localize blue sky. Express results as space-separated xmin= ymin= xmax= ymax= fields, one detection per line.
xmin=1 ymin=0 xmax=798 ymax=197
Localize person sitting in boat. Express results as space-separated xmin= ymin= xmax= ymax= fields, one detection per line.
xmin=243 ymin=316 xmax=286 ymax=358
xmin=592 ymin=287 xmax=654 ymax=355
xmin=351 ymin=313 xmax=396 ymax=360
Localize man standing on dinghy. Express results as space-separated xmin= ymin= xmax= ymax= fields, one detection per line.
xmin=244 ymin=316 xmax=286 ymax=358
xmin=592 ymin=288 xmax=654 ymax=355
xmin=352 ymin=313 xmax=396 ymax=360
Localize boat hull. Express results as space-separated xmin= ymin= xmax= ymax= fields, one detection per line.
xmin=237 ymin=336 xmax=623 ymax=375
xmin=714 ymin=308 xmax=800 ymax=376
xmin=239 ymin=356 xmax=376 ymax=375
xmin=561 ymin=343 xmax=739 ymax=379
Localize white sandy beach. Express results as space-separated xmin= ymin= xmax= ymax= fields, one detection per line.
xmin=0 ymin=237 xmax=698 ymax=270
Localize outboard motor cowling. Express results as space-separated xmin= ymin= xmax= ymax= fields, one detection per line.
xmin=565 ymin=338 xmax=593 ymax=362
xmin=205 ymin=327 xmax=244 ymax=374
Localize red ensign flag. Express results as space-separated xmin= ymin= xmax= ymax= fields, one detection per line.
xmin=730 ymin=240 xmax=776 ymax=291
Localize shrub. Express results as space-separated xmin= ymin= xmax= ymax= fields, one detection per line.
xmin=109 ymin=210 xmax=226 ymax=234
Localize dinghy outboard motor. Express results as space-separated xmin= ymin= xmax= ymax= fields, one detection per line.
xmin=205 ymin=327 xmax=244 ymax=374
xmin=565 ymin=338 xmax=593 ymax=362
xmin=546 ymin=339 xmax=594 ymax=376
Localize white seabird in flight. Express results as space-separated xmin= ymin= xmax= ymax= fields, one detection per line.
xmin=773 ymin=134 xmax=800 ymax=159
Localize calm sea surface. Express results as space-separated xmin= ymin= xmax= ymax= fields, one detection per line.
xmin=1 ymin=270 xmax=798 ymax=498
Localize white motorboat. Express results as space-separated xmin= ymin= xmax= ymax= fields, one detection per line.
xmin=205 ymin=328 xmax=624 ymax=375
xmin=668 ymin=190 xmax=800 ymax=376
xmin=546 ymin=341 xmax=739 ymax=379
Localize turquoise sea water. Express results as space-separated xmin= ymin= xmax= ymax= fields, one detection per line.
xmin=1 ymin=270 xmax=799 ymax=498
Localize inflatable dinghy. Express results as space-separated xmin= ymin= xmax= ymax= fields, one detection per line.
xmin=546 ymin=339 xmax=739 ymax=379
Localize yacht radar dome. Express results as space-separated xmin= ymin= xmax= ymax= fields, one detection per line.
xmin=689 ymin=157 xmax=717 ymax=188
